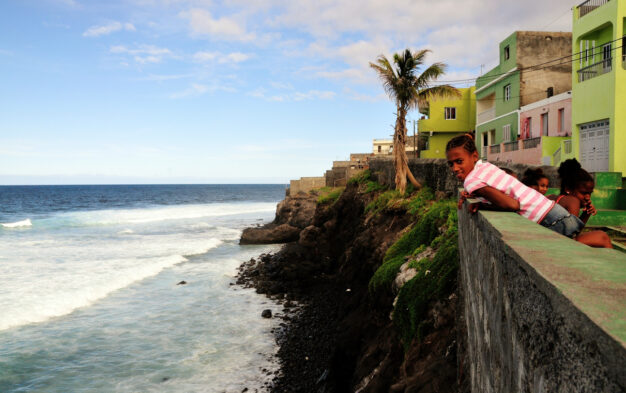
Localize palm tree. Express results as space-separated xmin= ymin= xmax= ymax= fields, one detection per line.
xmin=370 ymin=49 xmax=459 ymax=194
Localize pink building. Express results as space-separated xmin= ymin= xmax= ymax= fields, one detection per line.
xmin=486 ymin=91 xmax=572 ymax=165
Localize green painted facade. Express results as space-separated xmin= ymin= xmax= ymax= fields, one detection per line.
xmin=475 ymin=32 xmax=521 ymax=154
xmin=418 ymin=87 xmax=476 ymax=158
xmin=572 ymin=0 xmax=626 ymax=174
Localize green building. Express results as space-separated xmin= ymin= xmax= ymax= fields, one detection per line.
xmin=475 ymin=31 xmax=572 ymax=162
xmin=571 ymin=0 xmax=626 ymax=175
xmin=417 ymin=87 xmax=476 ymax=158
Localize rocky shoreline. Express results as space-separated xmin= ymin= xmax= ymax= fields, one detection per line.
xmin=234 ymin=181 xmax=463 ymax=392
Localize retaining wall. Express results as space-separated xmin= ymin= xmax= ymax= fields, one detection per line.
xmin=458 ymin=207 xmax=626 ymax=393
xmin=289 ymin=177 xmax=325 ymax=194
xmin=368 ymin=157 xmax=560 ymax=196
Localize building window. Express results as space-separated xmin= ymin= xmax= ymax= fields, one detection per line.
xmin=603 ymin=43 xmax=612 ymax=68
xmin=444 ymin=107 xmax=456 ymax=120
xmin=503 ymin=124 xmax=511 ymax=142
xmin=528 ymin=117 xmax=533 ymax=137
xmin=504 ymin=45 xmax=510 ymax=61
xmin=541 ymin=113 xmax=549 ymax=136
xmin=558 ymin=108 xmax=565 ymax=134
xmin=504 ymin=84 xmax=511 ymax=101
xmin=377 ymin=145 xmax=381 ymax=153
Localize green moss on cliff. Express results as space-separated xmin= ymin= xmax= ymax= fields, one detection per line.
xmin=393 ymin=232 xmax=458 ymax=349
xmin=317 ymin=187 xmax=344 ymax=205
xmin=368 ymin=200 xmax=456 ymax=293
xmin=347 ymin=169 xmax=372 ymax=185
xmin=367 ymin=198 xmax=459 ymax=348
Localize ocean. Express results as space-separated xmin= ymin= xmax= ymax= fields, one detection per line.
xmin=0 ymin=184 xmax=286 ymax=393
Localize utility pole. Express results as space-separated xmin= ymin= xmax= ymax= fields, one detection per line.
xmin=413 ymin=120 xmax=418 ymax=158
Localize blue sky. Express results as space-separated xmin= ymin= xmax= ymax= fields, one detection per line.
xmin=0 ymin=0 xmax=575 ymax=184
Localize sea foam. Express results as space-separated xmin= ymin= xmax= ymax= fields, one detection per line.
xmin=1 ymin=218 xmax=32 ymax=228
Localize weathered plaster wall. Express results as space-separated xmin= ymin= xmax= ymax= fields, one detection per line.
xmin=368 ymin=157 xmax=561 ymax=196
xmin=289 ymin=177 xmax=325 ymax=194
xmin=458 ymin=208 xmax=626 ymax=393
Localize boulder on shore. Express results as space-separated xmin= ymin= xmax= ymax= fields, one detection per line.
xmin=240 ymin=224 xmax=301 ymax=244
xmin=240 ymin=193 xmax=317 ymax=244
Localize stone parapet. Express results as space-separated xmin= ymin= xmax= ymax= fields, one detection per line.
xmin=458 ymin=207 xmax=626 ymax=393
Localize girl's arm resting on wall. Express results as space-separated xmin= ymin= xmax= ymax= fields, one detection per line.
xmin=473 ymin=186 xmax=520 ymax=212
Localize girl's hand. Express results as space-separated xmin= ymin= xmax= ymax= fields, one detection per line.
xmin=584 ymin=201 xmax=597 ymax=216
xmin=468 ymin=203 xmax=480 ymax=214
xmin=458 ymin=191 xmax=470 ymax=210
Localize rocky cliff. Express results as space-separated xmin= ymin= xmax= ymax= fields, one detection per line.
xmin=237 ymin=172 xmax=463 ymax=392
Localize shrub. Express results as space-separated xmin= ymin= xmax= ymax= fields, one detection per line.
xmin=406 ymin=187 xmax=435 ymax=216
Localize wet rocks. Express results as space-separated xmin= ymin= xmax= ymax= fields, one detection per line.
xmin=261 ymin=309 xmax=272 ymax=318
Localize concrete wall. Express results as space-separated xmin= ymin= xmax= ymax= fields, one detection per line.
xmin=368 ymin=157 xmax=560 ymax=196
xmin=289 ymin=176 xmax=325 ymax=194
xmin=517 ymin=31 xmax=572 ymax=107
xmin=458 ymin=208 xmax=626 ymax=393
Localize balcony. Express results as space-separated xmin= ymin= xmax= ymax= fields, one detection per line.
xmin=477 ymin=107 xmax=496 ymax=124
xmin=489 ymin=144 xmax=501 ymax=154
xmin=503 ymin=141 xmax=519 ymax=152
xmin=578 ymin=58 xmax=613 ymax=82
xmin=577 ymin=0 xmax=610 ymax=18
xmin=523 ymin=137 xmax=541 ymax=149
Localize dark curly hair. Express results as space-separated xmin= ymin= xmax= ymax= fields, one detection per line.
xmin=446 ymin=133 xmax=477 ymax=154
xmin=557 ymin=159 xmax=593 ymax=194
xmin=521 ymin=168 xmax=548 ymax=187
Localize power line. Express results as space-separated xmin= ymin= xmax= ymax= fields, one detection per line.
xmin=429 ymin=35 xmax=625 ymax=85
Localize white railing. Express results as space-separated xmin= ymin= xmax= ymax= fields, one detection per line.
xmin=490 ymin=144 xmax=501 ymax=154
xmin=564 ymin=139 xmax=573 ymax=154
xmin=578 ymin=58 xmax=613 ymax=82
xmin=482 ymin=146 xmax=488 ymax=158
xmin=477 ymin=107 xmax=496 ymax=124
xmin=553 ymin=147 xmax=562 ymax=166
xmin=577 ymin=0 xmax=610 ymax=18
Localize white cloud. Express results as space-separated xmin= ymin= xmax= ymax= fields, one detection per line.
xmin=83 ymin=21 xmax=136 ymax=37
xmin=179 ymin=8 xmax=255 ymax=41
xmin=193 ymin=50 xmax=250 ymax=63
xmin=110 ymin=44 xmax=174 ymax=64
xmin=248 ymin=87 xmax=336 ymax=102
xmin=169 ymin=83 xmax=236 ymax=99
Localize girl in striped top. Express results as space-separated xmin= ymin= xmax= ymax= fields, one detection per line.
xmin=446 ymin=134 xmax=612 ymax=248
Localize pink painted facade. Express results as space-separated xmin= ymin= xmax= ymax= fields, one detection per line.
xmin=485 ymin=92 xmax=572 ymax=165
xmin=519 ymin=93 xmax=572 ymax=139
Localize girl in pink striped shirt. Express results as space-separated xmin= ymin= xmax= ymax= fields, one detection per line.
xmin=446 ymin=134 xmax=612 ymax=248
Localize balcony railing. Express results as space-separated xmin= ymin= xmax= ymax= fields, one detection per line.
xmin=489 ymin=144 xmax=501 ymax=154
xmin=577 ymin=0 xmax=610 ymax=18
xmin=482 ymin=146 xmax=488 ymax=158
xmin=564 ymin=139 xmax=573 ymax=154
xmin=578 ymin=58 xmax=613 ymax=82
xmin=553 ymin=147 xmax=562 ymax=166
xmin=503 ymin=141 xmax=519 ymax=152
xmin=523 ymin=137 xmax=541 ymax=150
xmin=477 ymin=107 xmax=496 ymax=124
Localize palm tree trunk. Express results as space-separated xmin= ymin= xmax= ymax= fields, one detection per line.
xmin=394 ymin=108 xmax=422 ymax=194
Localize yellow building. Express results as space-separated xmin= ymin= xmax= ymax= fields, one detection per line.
xmin=417 ymin=87 xmax=477 ymax=158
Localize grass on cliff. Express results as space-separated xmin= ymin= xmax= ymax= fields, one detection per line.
xmin=316 ymin=187 xmax=344 ymax=205
xmin=367 ymin=197 xmax=459 ymax=349
xmin=347 ymin=169 xmax=387 ymax=193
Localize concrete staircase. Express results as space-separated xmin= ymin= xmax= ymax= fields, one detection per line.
xmin=588 ymin=172 xmax=626 ymax=227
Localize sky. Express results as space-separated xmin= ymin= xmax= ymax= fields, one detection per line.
xmin=0 ymin=0 xmax=577 ymax=184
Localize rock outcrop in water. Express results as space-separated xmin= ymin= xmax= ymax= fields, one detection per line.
xmin=237 ymin=174 xmax=463 ymax=393
xmin=240 ymin=193 xmax=317 ymax=245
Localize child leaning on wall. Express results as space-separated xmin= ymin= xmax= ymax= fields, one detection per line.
xmin=521 ymin=168 xmax=549 ymax=195
xmin=445 ymin=134 xmax=612 ymax=248
xmin=547 ymin=159 xmax=612 ymax=248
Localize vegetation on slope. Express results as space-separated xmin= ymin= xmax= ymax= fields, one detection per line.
xmin=365 ymin=183 xmax=459 ymax=348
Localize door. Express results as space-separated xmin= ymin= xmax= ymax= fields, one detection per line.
xmin=579 ymin=120 xmax=610 ymax=172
